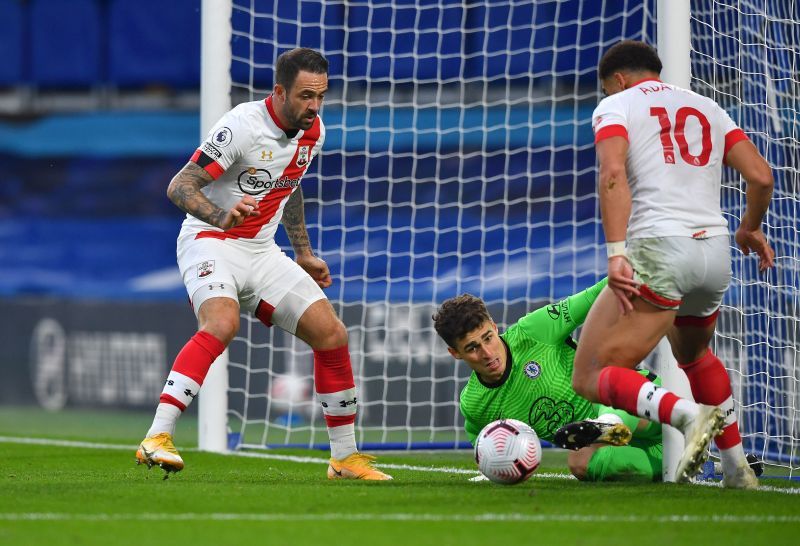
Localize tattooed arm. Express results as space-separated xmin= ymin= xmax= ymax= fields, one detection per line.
xmin=283 ymin=186 xmax=332 ymax=288
xmin=282 ymin=186 xmax=313 ymax=257
xmin=167 ymin=162 xmax=258 ymax=230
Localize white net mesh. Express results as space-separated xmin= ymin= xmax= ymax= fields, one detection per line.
xmin=691 ymin=0 xmax=799 ymax=473
xmin=220 ymin=0 xmax=798 ymax=469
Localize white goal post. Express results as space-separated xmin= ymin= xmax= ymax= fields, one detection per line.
xmin=655 ymin=0 xmax=693 ymax=483
xmin=197 ymin=0 xmax=232 ymax=454
xmin=197 ymin=0 xmax=800 ymax=480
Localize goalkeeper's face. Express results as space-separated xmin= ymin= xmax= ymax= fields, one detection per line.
xmin=278 ymin=70 xmax=329 ymax=130
xmin=447 ymin=320 xmax=506 ymax=383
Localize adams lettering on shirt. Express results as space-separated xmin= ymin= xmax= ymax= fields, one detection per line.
xmin=637 ymin=82 xmax=672 ymax=95
xmin=181 ymin=95 xmax=325 ymax=243
xmin=591 ymin=78 xmax=747 ymax=240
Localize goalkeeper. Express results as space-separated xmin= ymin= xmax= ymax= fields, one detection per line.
xmin=432 ymin=278 xmax=663 ymax=482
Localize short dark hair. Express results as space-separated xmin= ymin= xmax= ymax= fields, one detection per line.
xmin=432 ymin=294 xmax=493 ymax=349
xmin=275 ymin=48 xmax=329 ymax=90
xmin=598 ymin=40 xmax=662 ymax=80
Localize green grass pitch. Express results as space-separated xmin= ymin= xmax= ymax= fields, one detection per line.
xmin=1 ymin=406 xmax=799 ymax=546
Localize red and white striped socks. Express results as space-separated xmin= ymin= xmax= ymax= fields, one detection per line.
xmin=597 ymin=366 xmax=699 ymax=430
xmin=679 ymin=349 xmax=746 ymax=470
xmin=147 ymin=331 xmax=225 ymax=437
xmin=313 ymin=345 xmax=358 ymax=460
xmin=149 ymin=335 xmax=360 ymax=459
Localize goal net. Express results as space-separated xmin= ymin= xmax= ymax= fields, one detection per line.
xmin=206 ymin=0 xmax=798 ymax=472
xmin=690 ymin=0 xmax=800 ymax=472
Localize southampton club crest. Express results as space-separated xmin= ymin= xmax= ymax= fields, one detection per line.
xmin=197 ymin=260 xmax=215 ymax=278
xmin=296 ymin=145 xmax=310 ymax=167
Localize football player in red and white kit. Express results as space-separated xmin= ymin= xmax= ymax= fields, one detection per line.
xmin=571 ymin=41 xmax=774 ymax=488
xmin=136 ymin=48 xmax=391 ymax=480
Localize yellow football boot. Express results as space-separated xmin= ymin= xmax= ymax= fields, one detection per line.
xmin=135 ymin=432 xmax=184 ymax=479
xmin=327 ymin=453 xmax=393 ymax=481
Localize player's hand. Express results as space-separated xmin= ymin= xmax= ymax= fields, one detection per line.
xmin=607 ymin=255 xmax=640 ymax=315
xmin=735 ymin=225 xmax=775 ymax=272
xmin=218 ymin=196 xmax=260 ymax=230
xmin=296 ymin=254 xmax=332 ymax=288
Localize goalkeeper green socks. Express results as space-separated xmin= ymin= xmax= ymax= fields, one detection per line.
xmin=586 ymin=445 xmax=661 ymax=482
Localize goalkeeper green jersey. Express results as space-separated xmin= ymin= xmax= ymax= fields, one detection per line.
xmin=460 ymin=278 xmax=607 ymax=444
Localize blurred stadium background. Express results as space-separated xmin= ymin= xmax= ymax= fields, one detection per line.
xmin=1 ymin=0 xmax=797 ymax=473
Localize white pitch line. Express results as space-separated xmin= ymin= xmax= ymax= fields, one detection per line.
xmin=1 ymin=436 xmax=798 ymax=494
xmin=692 ymin=479 xmax=800 ymax=495
xmin=0 ymin=436 xmax=572 ymax=479
xmin=232 ymin=449 xmax=572 ymax=477
xmin=1 ymin=513 xmax=800 ymax=523
xmin=0 ymin=435 xmax=486 ymax=476
xmin=0 ymin=436 xmax=135 ymax=451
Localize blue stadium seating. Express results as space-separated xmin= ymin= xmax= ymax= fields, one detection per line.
xmin=29 ymin=0 xmax=103 ymax=87
xmin=0 ymin=0 xmax=24 ymax=85
xmin=7 ymin=0 xmax=645 ymax=89
xmin=231 ymin=1 xmax=348 ymax=89
xmin=344 ymin=0 xmax=465 ymax=81
xmin=107 ymin=0 xmax=200 ymax=88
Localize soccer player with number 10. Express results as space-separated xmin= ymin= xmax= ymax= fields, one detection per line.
xmin=571 ymin=40 xmax=775 ymax=488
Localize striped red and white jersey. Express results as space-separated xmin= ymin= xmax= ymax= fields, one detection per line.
xmin=179 ymin=95 xmax=325 ymax=243
xmin=592 ymin=79 xmax=748 ymax=240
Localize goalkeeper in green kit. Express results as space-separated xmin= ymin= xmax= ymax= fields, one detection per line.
xmin=433 ymin=278 xmax=664 ymax=482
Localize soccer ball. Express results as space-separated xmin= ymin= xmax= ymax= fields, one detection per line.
xmin=474 ymin=419 xmax=542 ymax=485
xmin=269 ymin=374 xmax=312 ymax=414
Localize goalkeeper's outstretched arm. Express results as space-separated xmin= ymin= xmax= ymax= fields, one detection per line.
xmin=515 ymin=278 xmax=608 ymax=344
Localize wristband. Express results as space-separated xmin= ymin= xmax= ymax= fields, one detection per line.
xmin=606 ymin=241 xmax=627 ymax=258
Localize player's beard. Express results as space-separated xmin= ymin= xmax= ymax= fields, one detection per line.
xmin=285 ymin=103 xmax=316 ymax=130
xmin=296 ymin=109 xmax=316 ymax=129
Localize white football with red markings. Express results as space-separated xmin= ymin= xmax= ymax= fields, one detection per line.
xmin=474 ymin=418 xmax=541 ymax=485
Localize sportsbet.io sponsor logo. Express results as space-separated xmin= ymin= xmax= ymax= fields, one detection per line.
xmin=237 ymin=167 xmax=301 ymax=196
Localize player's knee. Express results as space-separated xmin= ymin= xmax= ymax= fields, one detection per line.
xmin=311 ymin=317 xmax=348 ymax=349
xmin=670 ymin=344 xmax=709 ymax=365
xmin=568 ymin=452 xmax=591 ymax=481
xmin=200 ymin=314 xmax=239 ymax=346
xmin=324 ymin=319 xmax=349 ymax=348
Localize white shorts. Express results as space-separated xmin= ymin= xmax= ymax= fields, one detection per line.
xmin=627 ymin=235 xmax=731 ymax=321
xmin=177 ymin=236 xmax=326 ymax=334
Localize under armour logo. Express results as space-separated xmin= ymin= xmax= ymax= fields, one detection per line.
xmin=167 ymin=380 xmax=174 ymax=386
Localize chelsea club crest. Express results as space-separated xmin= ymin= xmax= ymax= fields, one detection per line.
xmin=524 ymin=361 xmax=541 ymax=380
